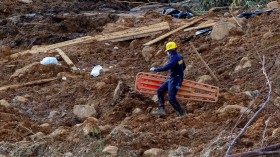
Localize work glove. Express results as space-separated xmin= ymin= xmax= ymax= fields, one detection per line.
xmin=176 ymin=86 xmax=181 ymax=90
xmin=150 ymin=67 xmax=156 ymax=72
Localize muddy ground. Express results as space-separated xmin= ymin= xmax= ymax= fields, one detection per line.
xmin=0 ymin=0 xmax=280 ymax=157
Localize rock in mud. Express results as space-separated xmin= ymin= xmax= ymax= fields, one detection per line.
xmin=244 ymin=90 xmax=259 ymax=99
xmin=82 ymin=117 xmax=99 ymax=136
xmin=229 ymin=27 xmax=245 ymax=36
xmin=198 ymin=44 xmax=210 ymax=53
xmin=10 ymin=62 xmax=40 ymax=78
xmin=0 ymin=99 xmax=11 ymax=108
xmin=272 ymin=127 xmax=280 ymax=138
xmin=229 ymin=85 xmax=241 ymax=92
xmin=113 ymin=81 xmax=130 ymax=103
xmin=228 ymin=37 xmax=239 ymax=46
xmin=142 ymin=46 xmax=156 ymax=61
xmin=197 ymin=75 xmax=212 ymax=83
xmin=99 ymin=124 xmax=112 ymax=135
xmin=179 ymin=129 xmax=188 ymax=137
xmin=40 ymin=123 xmax=50 ymax=128
xmin=29 ymin=132 xmax=45 ymax=141
xmin=1 ymin=46 xmax=11 ymax=56
xmin=143 ymin=148 xmax=164 ymax=157
xmin=274 ymin=97 xmax=280 ymax=107
xmin=234 ymin=57 xmax=251 ymax=72
xmin=267 ymin=1 xmax=279 ymax=9
xmin=108 ymin=126 xmax=132 ymax=140
xmin=13 ymin=96 xmax=28 ymax=103
xmin=73 ymin=105 xmax=97 ymax=121
xmin=18 ymin=0 xmax=33 ymax=4
xmin=49 ymin=126 xmax=68 ymax=138
xmin=132 ymin=108 xmax=142 ymax=114
xmin=263 ymin=30 xmax=273 ymax=39
xmin=211 ymin=21 xmax=236 ymax=40
xmin=102 ymin=145 xmax=118 ymax=156
xmin=168 ymin=146 xmax=192 ymax=157
xmin=152 ymin=95 xmax=158 ymax=103
xmin=218 ymin=104 xmax=252 ymax=115
xmin=48 ymin=111 xmax=60 ymax=119
xmin=95 ymin=82 xmax=106 ymax=90
xmin=64 ymin=152 xmax=73 ymax=157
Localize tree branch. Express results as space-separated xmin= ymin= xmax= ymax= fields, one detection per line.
xmin=226 ymin=56 xmax=272 ymax=156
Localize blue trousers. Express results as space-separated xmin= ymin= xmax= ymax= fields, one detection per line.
xmin=157 ymin=78 xmax=185 ymax=115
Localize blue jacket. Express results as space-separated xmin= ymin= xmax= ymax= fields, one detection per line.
xmin=154 ymin=52 xmax=186 ymax=86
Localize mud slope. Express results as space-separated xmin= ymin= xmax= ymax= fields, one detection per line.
xmin=0 ymin=1 xmax=280 ymax=157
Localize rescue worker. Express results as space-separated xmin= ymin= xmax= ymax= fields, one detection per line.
xmin=150 ymin=41 xmax=186 ymax=117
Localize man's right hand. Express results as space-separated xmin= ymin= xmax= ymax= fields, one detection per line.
xmin=150 ymin=67 xmax=156 ymax=72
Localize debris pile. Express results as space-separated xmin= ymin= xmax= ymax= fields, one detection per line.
xmin=0 ymin=0 xmax=279 ymax=156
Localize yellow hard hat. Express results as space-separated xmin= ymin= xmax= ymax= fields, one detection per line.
xmin=165 ymin=42 xmax=177 ymax=52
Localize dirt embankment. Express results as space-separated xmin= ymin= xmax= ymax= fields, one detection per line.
xmin=0 ymin=1 xmax=280 ymax=157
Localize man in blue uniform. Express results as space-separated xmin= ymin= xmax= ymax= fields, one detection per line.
xmin=150 ymin=41 xmax=186 ymax=117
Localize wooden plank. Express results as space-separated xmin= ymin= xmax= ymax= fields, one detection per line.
xmin=55 ymin=48 xmax=78 ymax=71
xmin=143 ymin=18 xmax=203 ymax=46
xmin=183 ymin=22 xmax=215 ymax=32
xmin=0 ymin=78 xmax=58 ymax=91
xmin=10 ymin=22 xmax=170 ymax=58
xmin=95 ymin=22 xmax=170 ymax=41
xmin=190 ymin=42 xmax=219 ymax=82
xmin=10 ymin=36 xmax=96 ymax=58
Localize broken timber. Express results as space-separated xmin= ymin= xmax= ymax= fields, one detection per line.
xmin=190 ymin=42 xmax=219 ymax=82
xmin=55 ymin=48 xmax=78 ymax=71
xmin=94 ymin=22 xmax=170 ymax=42
xmin=10 ymin=22 xmax=170 ymax=58
xmin=0 ymin=78 xmax=58 ymax=91
xmin=184 ymin=22 xmax=215 ymax=32
xmin=143 ymin=18 xmax=203 ymax=46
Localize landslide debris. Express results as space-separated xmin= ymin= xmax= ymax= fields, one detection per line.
xmin=0 ymin=1 xmax=280 ymax=157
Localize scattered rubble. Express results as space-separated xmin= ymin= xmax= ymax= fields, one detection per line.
xmin=0 ymin=0 xmax=279 ymax=157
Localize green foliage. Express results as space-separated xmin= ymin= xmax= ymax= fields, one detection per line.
xmin=96 ymin=139 xmax=104 ymax=157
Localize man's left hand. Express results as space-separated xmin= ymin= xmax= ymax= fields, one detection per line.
xmin=150 ymin=67 xmax=156 ymax=72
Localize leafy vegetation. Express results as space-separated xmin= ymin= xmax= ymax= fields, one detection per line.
xmin=198 ymin=0 xmax=274 ymax=10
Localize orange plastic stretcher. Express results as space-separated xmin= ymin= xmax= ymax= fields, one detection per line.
xmin=135 ymin=72 xmax=219 ymax=102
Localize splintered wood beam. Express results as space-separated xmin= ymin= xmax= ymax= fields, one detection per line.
xmin=95 ymin=22 xmax=170 ymax=42
xmin=10 ymin=36 xmax=96 ymax=58
xmin=55 ymin=48 xmax=78 ymax=71
xmin=10 ymin=22 xmax=170 ymax=58
xmin=183 ymin=22 xmax=215 ymax=32
xmin=143 ymin=17 xmax=203 ymax=46
xmin=190 ymin=42 xmax=219 ymax=82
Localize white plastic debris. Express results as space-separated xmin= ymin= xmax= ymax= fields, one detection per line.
xmin=113 ymin=46 xmax=119 ymax=50
xmin=62 ymin=76 xmax=67 ymax=81
xmin=40 ymin=57 xmax=59 ymax=65
xmin=90 ymin=65 xmax=103 ymax=77
xmin=105 ymin=42 xmax=110 ymax=46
